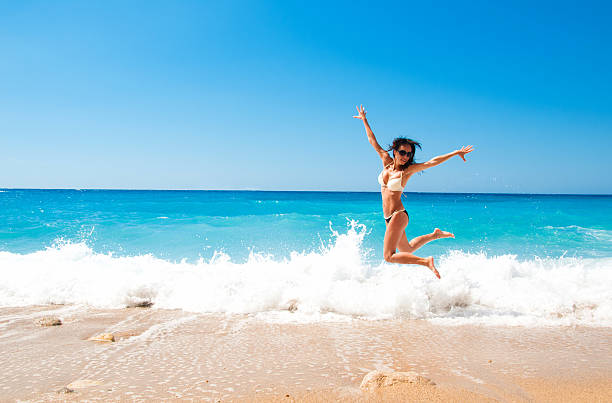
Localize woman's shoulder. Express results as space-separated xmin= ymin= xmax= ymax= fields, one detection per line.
xmin=404 ymin=162 xmax=423 ymax=172
xmin=402 ymin=163 xmax=420 ymax=176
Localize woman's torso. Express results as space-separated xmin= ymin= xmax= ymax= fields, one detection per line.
xmin=378 ymin=163 xmax=412 ymax=216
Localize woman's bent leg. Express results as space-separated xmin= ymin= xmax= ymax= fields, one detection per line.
xmin=403 ymin=228 xmax=454 ymax=253
xmin=397 ymin=229 xmax=454 ymax=253
xmin=383 ymin=215 xmax=440 ymax=278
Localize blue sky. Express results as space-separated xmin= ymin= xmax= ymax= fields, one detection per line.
xmin=1 ymin=0 xmax=611 ymax=193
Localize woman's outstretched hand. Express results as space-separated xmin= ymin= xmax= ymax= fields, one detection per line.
xmin=456 ymin=145 xmax=474 ymax=161
xmin=353 ymin=105 xmax=367 ymax=120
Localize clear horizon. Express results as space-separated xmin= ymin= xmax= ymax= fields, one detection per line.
xmin=2 ymin=188 xmax=611 ymax=196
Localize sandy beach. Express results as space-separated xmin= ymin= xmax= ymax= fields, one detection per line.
xmin=1 ymin=305 xmax=610 ymax=402
xmin=3 ymin=0 xmax=612 ymax=401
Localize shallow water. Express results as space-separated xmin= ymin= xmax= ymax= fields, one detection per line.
xmin=1 ymin=306 xmax=611 ymax=401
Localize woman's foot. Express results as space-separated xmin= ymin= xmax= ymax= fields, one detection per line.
xmin=425 ymin=256 xmax=440 ymax=279
xmin=433 ymin=228 xmax=454 ymax=239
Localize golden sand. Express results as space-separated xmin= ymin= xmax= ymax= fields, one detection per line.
xmin=1 ymin=305 xmax=610 ymax=401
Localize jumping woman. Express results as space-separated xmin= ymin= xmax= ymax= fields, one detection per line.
xmin=354 ymin=105 xmax=474 ymax=279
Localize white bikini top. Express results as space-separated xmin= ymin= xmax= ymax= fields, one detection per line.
xmin=378 ymin=164 xmax=405 ymax=192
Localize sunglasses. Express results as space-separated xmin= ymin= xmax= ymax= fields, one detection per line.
xmin=397 ymin=150 xmax=413 ymax=157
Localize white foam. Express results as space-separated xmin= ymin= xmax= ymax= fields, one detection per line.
xmin=1 ymin=221 xmax=611 ymax=326
xmin=543 ymin=225 xmax=612 ymax=241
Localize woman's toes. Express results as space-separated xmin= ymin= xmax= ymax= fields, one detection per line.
xmin=434 ymin=228 xmax=454 ymax=239
xmin=433 ymin=228 xmax=455 ymax=238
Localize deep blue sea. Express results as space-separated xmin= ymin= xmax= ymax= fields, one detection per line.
xmin=1 ymin=189 xmax=611 ymax=326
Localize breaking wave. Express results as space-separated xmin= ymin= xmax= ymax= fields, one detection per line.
xmin=1 ymin=221 xmax=611 ymax=326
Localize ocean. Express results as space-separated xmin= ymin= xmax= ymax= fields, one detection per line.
xmin=1 ymin=189 xmax=611 ymax=326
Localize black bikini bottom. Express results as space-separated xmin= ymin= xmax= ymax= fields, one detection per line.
xmin=384 ymin=209 xmax=409 ymax=224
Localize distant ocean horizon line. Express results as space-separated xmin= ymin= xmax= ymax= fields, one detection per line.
xmin=1 ymin=187 xmax=611 ymax=197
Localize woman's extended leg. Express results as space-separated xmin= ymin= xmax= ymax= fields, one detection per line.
xmin=383 ymin=215 xmax=440 ymax=278
xmin=397 ymin=228 xmax=454 ymax=254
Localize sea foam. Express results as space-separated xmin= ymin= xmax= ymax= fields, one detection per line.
xmin=1 ymin=221 xmax=611 ymax=326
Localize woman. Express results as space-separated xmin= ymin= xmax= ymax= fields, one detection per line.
xmin=354 ymin=105 xmax=473 ymax=279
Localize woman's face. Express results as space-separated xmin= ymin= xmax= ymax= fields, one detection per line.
xmin=395 ymin=145 xmax=413 ymax=165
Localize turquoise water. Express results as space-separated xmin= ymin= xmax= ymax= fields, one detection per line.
xmin=1 ymin=189 xmax=611 ymax=325
xmin=1 ymin=190 xmax=611 ymax=261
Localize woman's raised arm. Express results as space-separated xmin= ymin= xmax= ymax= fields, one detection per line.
xmin=409 ymin=145 xmax=474 ymax=173
xmin=354 ymin=105 xmax=392 ymax=165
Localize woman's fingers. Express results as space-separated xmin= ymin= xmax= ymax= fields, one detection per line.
xmin=354 ymin=105 xmax=366 ymax=118
xmin=354 ymin=105 xmax=362 ymax=119
xmin=458 ymin=145 xmax=474 ymax=161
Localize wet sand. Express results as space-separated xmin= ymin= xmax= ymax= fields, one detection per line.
xmin=1 ymin=305 xmax=611 ymax=402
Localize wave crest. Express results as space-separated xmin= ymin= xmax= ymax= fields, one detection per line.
xmin=1 ymin=221 xmax=611 ymax=326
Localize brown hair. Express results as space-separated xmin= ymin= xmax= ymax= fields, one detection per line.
xmin=387 ymin=137 xmax=421 ymax=169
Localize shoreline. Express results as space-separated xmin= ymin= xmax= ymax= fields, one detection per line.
xmin=1 ymin=305 xmax=611 ymax=401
